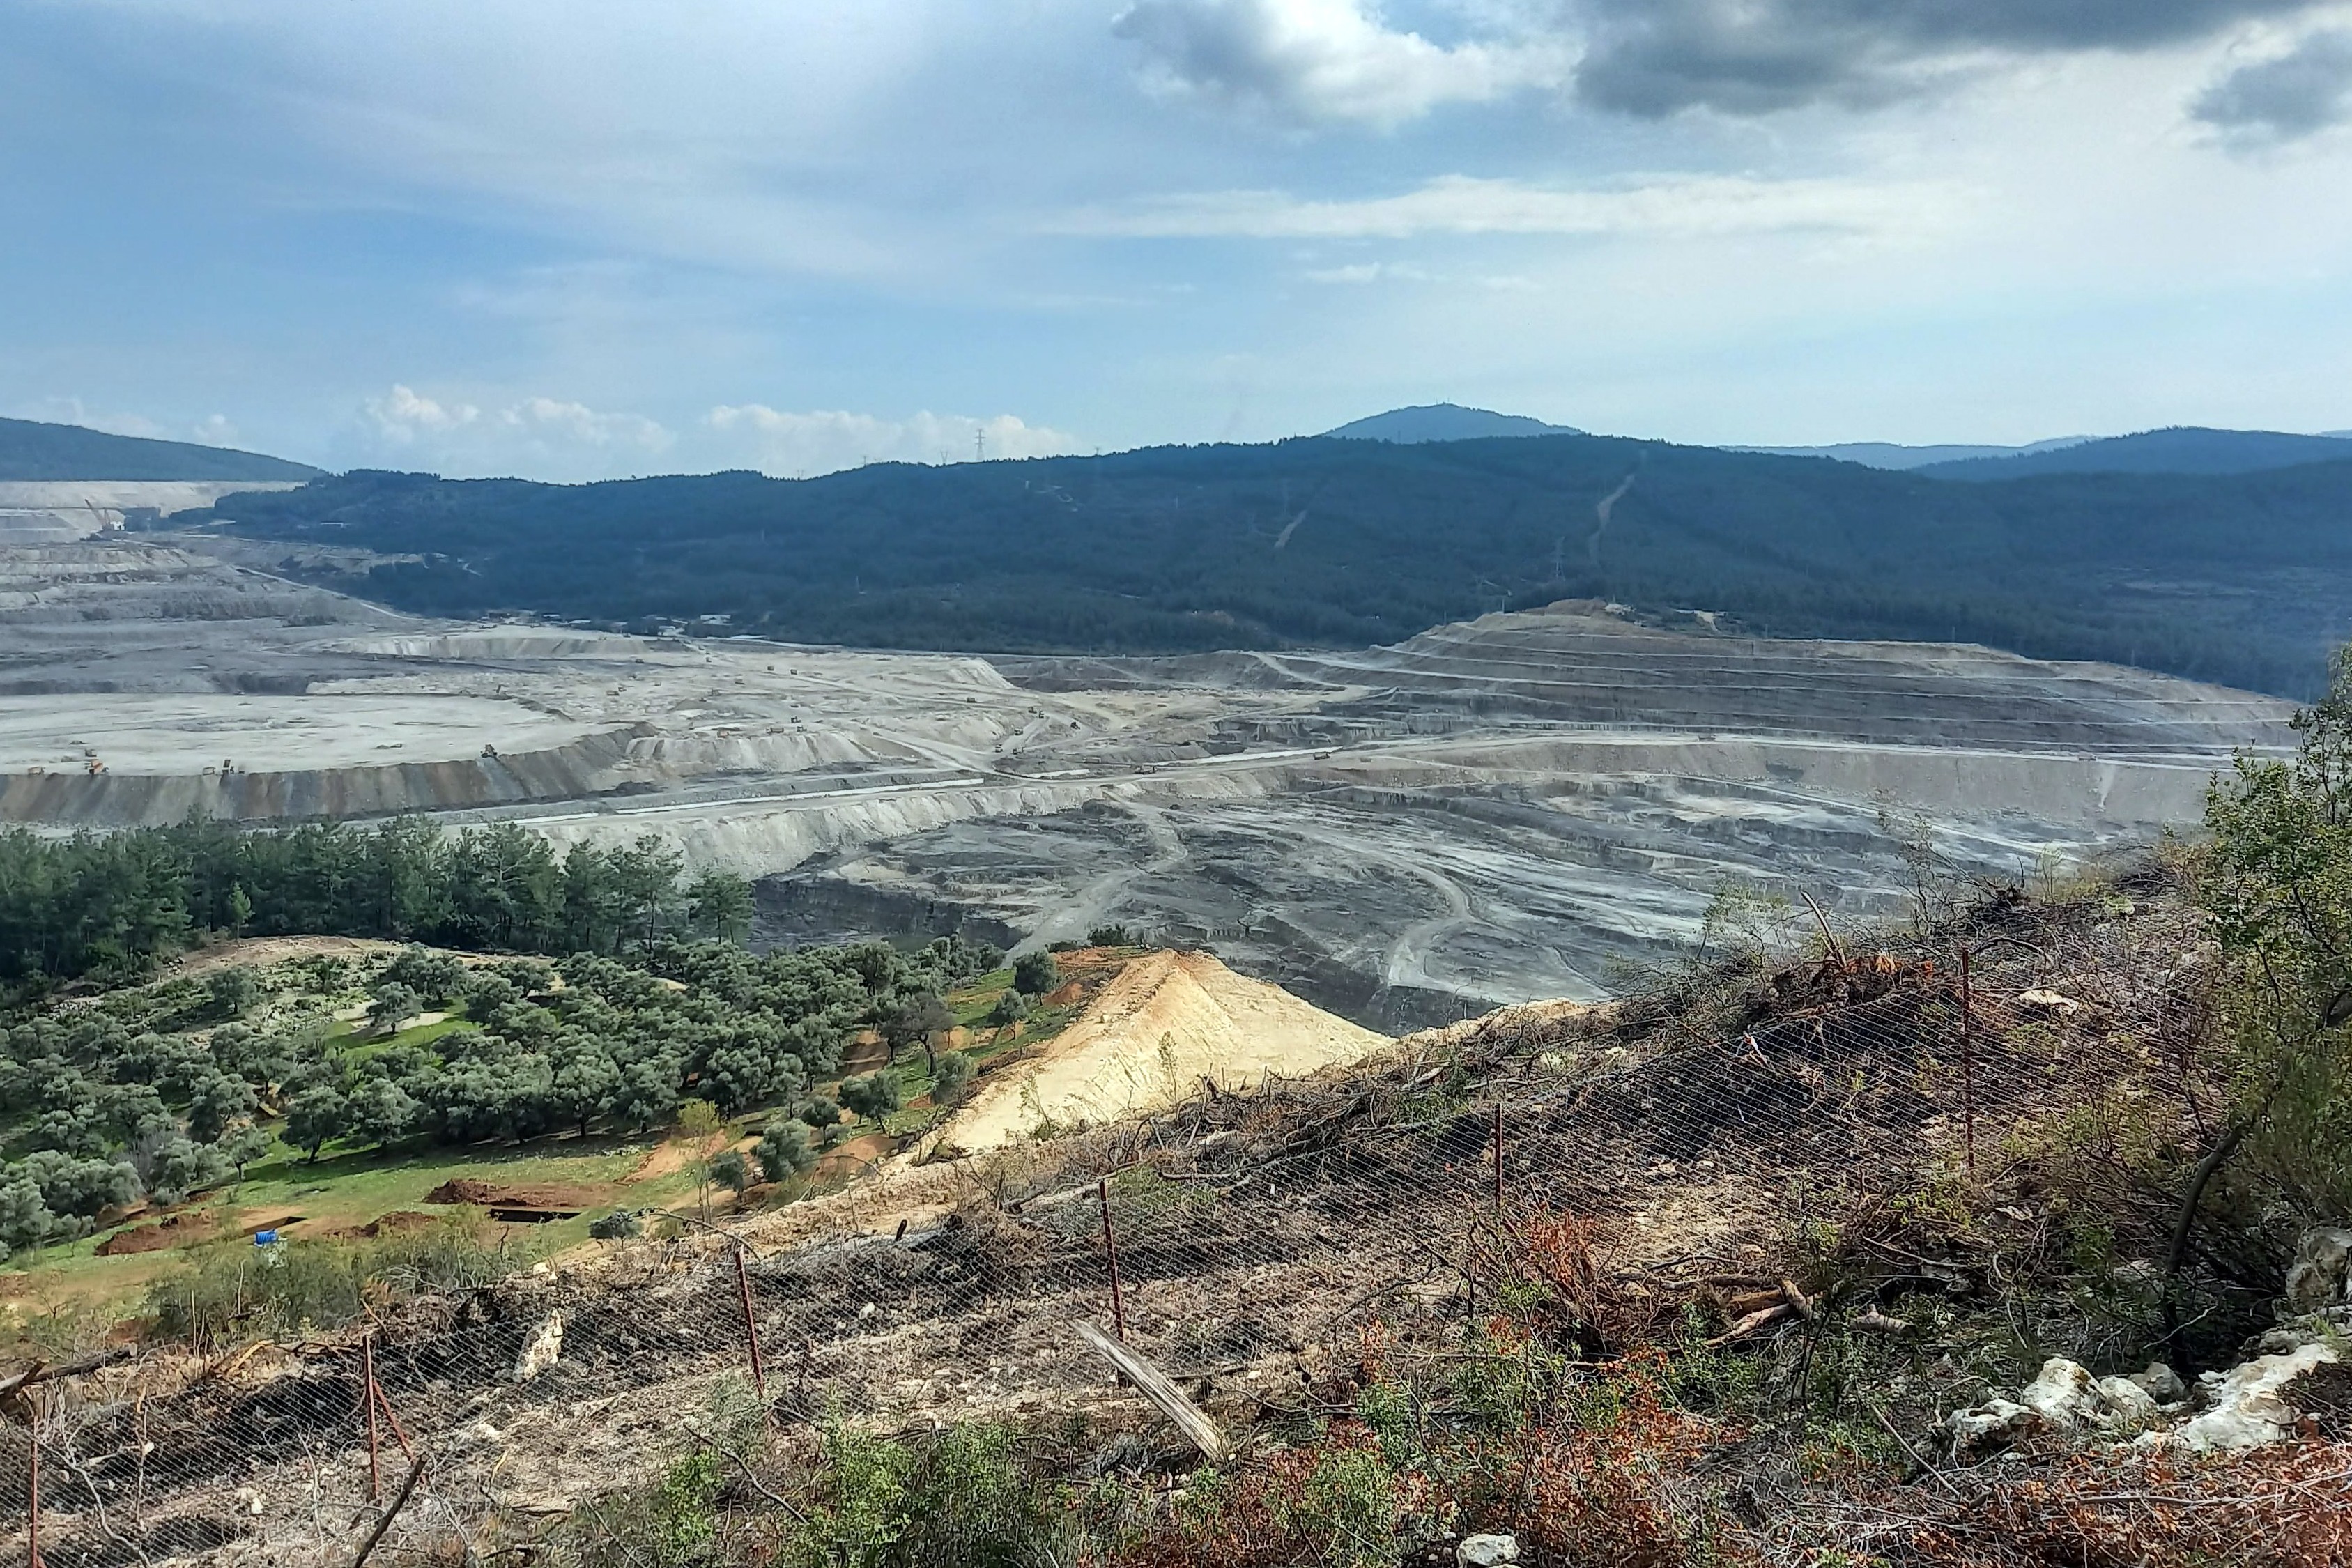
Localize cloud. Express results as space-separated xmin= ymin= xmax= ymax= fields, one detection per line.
xmin=705 ymin=406 xmax=1083 ymax=477
xmin=1113 ymin=0 xmax=1568 ymax=125
xmin=1568 ymin=0 xmax=2331 ymax=116
xmin=352 ymin=385 xmax=672 ymax=479
xmin=499 ymin=396 xmax=670 ymax=453
xmin=1060 ymin=172 xmax=1965 ymax=240
xmin=2193 ymin=28 xmax=2352 ymax=142
xmin=363 ymin=384 xmax=479 ymax=443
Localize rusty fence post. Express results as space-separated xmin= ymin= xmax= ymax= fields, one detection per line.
xmin=363 ymin=1333 xmax=383 ymax=1502
xmin=734 ymin=1246 xmax=768 ymax=1401
xmin=1098 ymin=1176 xmax=1128 ymax=1342
xmin=1959 ymin=943 xmax=1977 ymax=1177
xmin=27 ymin=1393 xmax=41 ymax=1568
xmin=1492 ymin=1102 xmax=1505 ymax=1217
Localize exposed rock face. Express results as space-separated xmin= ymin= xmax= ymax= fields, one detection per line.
xmin=2161 ymin=1343 xmax=2342 ymax=1452
xmin=1951 ymin=1357 xmax=2181 ymax=1450
xmin=2284 ymin=1227 xmax=2352 ymax=1314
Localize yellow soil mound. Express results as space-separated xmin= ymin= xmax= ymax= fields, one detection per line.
xmin=933 ymin=950 xmax=1392 ymax=1153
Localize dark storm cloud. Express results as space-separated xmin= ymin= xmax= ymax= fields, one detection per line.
xmin=2192 ymin=29 xmax=2352 ymax=141
xmin=1571 ymin=0 xmax=2331 ymax=116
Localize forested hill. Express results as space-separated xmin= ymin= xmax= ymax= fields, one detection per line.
xmin=0 ymin=416 xmax=322 ymax=482
xmin=1915 ymin=426 xmax=2352 ymax=480
xmin=198 ymin=435 xmax=2352 ymax=698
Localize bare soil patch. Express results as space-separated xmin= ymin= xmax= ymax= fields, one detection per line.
xmin=95 ymin=1212 xmax=218 ymax=1256
xmin=930 ymin=948 xmax=1390 ymax=1153
xmin=424 ymin=1180 xmax=606 ymax=1213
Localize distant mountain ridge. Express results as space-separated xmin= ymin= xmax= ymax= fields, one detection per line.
xmin=0 ymin=416 xmax=322 ymax=482
xmin=1323 ymin=405 xmax=1583 ymax=443
xmin=1916 ymin=426 xmax=2352 ymax=480
xmin=1734 ymin=438 xmax=2093 ymax=470
xmin=1326 ymin=406 xmax=2352 ymax=480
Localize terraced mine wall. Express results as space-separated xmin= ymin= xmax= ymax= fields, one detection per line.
xmin=0 ymin=727 xmax=645 ymax=827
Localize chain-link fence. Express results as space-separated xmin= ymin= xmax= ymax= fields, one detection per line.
xmin=0 ymin=882 xmax=2221 ymax=1566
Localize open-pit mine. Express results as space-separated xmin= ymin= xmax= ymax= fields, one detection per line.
xmin=0 ymin=532 xmax=2295 ymax=1028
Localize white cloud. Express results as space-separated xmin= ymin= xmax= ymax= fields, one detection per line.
xmin=705 ymin=405 xmax=1082 ymax=477
xmin=1113 ymin=0 xmax=1569 ymax=125
xmin=351 ymin=385 xmax=672 ymax=479
xmin=363 ymin=383 xmax=479 ymax=443
xmin=499 ymin=396 xmax=670 ymax=452
xmin=1062 ymin=172 xmax=1968 ymax=240
xmin=190 ymin=413 xmax=244 ymax=447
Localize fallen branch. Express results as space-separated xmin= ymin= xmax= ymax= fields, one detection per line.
xmin=0 ymin=1345 xmax=135 ymax=1399
xmin=1705 ymin=1304 xmax=1793 ymax=1347
xmin=350 ymin=1452 xmax=429 ymax=1568
xmin=1075 ymin=1321 xmax=1231 ymax=1466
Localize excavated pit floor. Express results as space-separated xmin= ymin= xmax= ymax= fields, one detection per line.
xmin=0 ymin=537 xmax=2298 ymax=1027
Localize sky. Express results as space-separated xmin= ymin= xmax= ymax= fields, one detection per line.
xmin=6 ymin=0 xmax=2352 ymax=481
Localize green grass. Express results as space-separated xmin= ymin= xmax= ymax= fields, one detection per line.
xmin=3 ymin=1132 xmax=695 ymax=1316
xmin=325 ymin=1010 xmax=472 ymax=1055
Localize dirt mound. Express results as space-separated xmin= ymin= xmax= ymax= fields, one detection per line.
xmin=425 ymin=1180 xmax=602 ymax=1216
xmin=928 ymin=948 xmax=1392 ymax=1152
xmin=330 ymin=1210 xmax=438 ymax=1240
xmin=95 ymin=1212 xmax=217 ymax=1256
xmin=424 ymin=1178 xmax=498 ymax=1206
xmin=1399 ymin=997 xmax=1605 ymax=1055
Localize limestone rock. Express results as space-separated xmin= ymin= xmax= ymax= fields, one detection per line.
xmin=2130 ymin=1362 xmax=2188 ymax=1405
xmin=2158 ymin=1342 xmax=2340 ymax=1453
xmin=512 ymin=1311 xmax=564 ymax=1383
xmin=1458 ymin=1534 xmax=1521 ymax=1567
xmin=2283 ymin=1227 xmax=2352 ymax=1313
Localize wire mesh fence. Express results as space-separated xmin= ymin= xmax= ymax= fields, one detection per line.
xmin=0 ymin=881 xmax=2225 ymax=1566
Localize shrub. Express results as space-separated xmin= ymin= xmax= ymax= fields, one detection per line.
xmin=931 ymin=1051 xmax=976 ymax=1107
xmin=1087 ymin=924 xmax=1136 ymax=947
xmin=756 ymin=1118 xmax=817 ymax=1183
xmin=708 ymin=1147 xmax=752 ymax=1194
xmin=146 ymin=1214 xmax=524 ymax=1347
xmin=589 ymin=1209 xmax=640 ymax=1240
xmin=1011 ymin=951 xmax=1060 ymax=995
xmin=778 ymin=1421 xmax=1075 ymax=1568
xmin=840 ymin=1072 xmax=903 ymax=1125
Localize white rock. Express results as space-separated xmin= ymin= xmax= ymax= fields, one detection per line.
xmin=2284 ymin=1228 xmax=2352 ymax=1313
xmin=2162 ymin=1342 xmax=2338 ymax=1452
xmin=2094 ymin=1376 xmax=2159 ymax=1426
xmin=1457 ymin=1533 xmax=1521 ymax=1567
xmin=2020 ymin=1358 xmax=2104 ymax=1427
xmin=1948 ymin=1397 xmax=2036 ymax=1450
xmin=2015 ymin=989 xmax=2082 ymax=1017
xmin=511 ymin=1311 xmax=564 ymax=1383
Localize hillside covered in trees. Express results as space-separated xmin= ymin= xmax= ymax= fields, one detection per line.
xmin=199 ymin=435 xmax=2352 ymax=697
xmin=0 ymin=416 xmax=321 ymax=482
xmin=0 ymin=818 xmax=1005 ymax=1259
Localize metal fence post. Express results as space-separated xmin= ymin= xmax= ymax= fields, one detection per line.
xmin=27 ymin=1394 xmax=42 ymax=1568
xmin=1959 ymin=943 xmax=1977 ymax=1176
xmin=1492 ymin=1102 xmax=1505 ymax=1217
xmin=363 ymin=1333 xmax=382 ymax=1502
xmin=734 ymin=1246 xmax=768 ymax=1400
xmin=1098 ymin=1176 xmax=1128 ymax=1341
